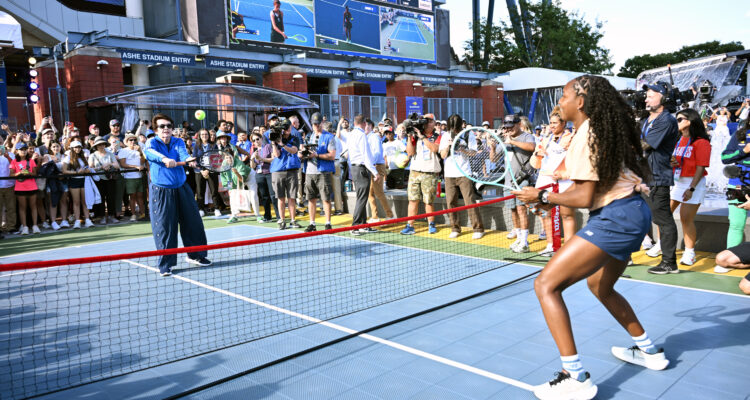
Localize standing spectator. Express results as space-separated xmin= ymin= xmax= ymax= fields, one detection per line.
xmin=0 ymin=121 xmax=12 ymax=142
xmin=252 ymin=131 xmax=279 ymax=222
xmin=641 ymin=83 xmax=681 ymax=274
xmin=0 ymin=144 xmax=16 ymax=235
xmin=382 ymin=125 xmax=407 ymax=189
xmin=27 ymin=142 xmax=49 ymax=229
xmin=106 ymin=119 xmax=123 ymax=141
xmin=236 ymin=131 xmax=252 ymax=159
xmin=667 ymin=109 xmax=711 ymax=266
xmin=46 ymin=141 xmax=70 ymax=230
xmin=336 ymin=118 xmax=352 ymax=213
xmin=118 ymin=133 xmax=147 ymax=221
xmin=439 ymin=114 xmax=485 ymax=239
xmin=216 ymin=120 xmax=237 ymax=146
xmin=500 ymin=114 xmax=536 ymax=252
xmin=270 ymin=119 xmax=301 ymax=230
xmin=193 ymin=129 xmax=225 ymax=216
xmin=301 ymin=112 xmax=336 ymax=231
xmin=144 ymin=113 xmax=211 ymax=276
xmin=323 ymin=120 xmax=345 ymax=215
xmin=367 ymin=119 xmax=394 ymax=222
xmin=88 ymin=124 xmax=100 ymax=141
xmin=89 ymin=137 xmax=121 ymax=224
xmin=401 ymin=113 xmax=441 ymax=235
xmin=289 ymin=115 xmax=307 ymax=214
xmin=10 ymin=142 xmax=39 ymax=235
xmin=217 ymin=133 xmax=260 ymax=223
xmin=63 ymin=141 xmax=94 ymax=229
xmin=109 ymin=135 xmax=127 ymax=219
xmin=736 ymin=98 xmax=750 ymax=127
xmin=338 ymin=114 xmax=379 ymax=235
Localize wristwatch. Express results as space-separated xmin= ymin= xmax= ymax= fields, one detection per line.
xmin=538 ymin=189 xmax=550 ymax=205
xmin=688 ymin=187 xmax=695 ymax=192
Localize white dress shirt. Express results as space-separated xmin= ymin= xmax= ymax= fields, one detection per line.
xmin=339 ymin=126 xmax=377 ymax=176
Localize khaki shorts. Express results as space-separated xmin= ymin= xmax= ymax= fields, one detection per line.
xmin=125 ymin=178 xmax=145 ymax=194
xmin=272 ymin=169 xmax=299 ymax=199
xmin=305 ymin=172 xmax=332 ymax=201
xmin=407 ymin=171 xmax=438 ymax=204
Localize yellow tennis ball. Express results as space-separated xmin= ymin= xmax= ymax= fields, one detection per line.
xmin=195 ymin=110 xmax=206 ymax=120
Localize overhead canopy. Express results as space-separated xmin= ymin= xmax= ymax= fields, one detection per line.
xmin=0 ymin=12 xmax=23 ymax=49
xmin=77 ymin=83 xmax=319 ymax=111
xmin=493 ymin=67 xmax=636 ymax=91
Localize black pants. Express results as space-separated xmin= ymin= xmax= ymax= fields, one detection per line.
xmin=94 ymin=179 xmax=117 ymax=217
xmin=645 ymin=185 xmax=677 ymax=264
xmin=194 ymin=171 xmax=224 ymax=211
xmin=256 ymin=173 xmax=279 ymax=220
xmin=340 ymin=161 xmax=350 ymax=213
xmin=351 ymin=164 xmax=371 ymax=226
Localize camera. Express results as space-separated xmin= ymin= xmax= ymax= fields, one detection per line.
xmin=269 ymin=125 xmax=283 ymax=144
xmin=724 ymin=165 xmax=750 ymax=201
xmin=402 ymin=113 xmax=428 ymax=137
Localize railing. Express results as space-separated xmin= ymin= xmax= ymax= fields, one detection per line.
xmin=424 ymin=98 xmax=483 ymax=125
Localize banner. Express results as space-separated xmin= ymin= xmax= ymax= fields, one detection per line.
xmin=450 ymin=77 xmax=482 ymax=86
xmin=118 ymin=49 xmax=196 ymax=66
xmin=420 ymin=75 xmax=449 ymax=84
xmin=353 ymin=71 xmax=394 ymax=81
xmin=405 ymin=96 xmax=423 ymax=115
xmin=305 ymin=67 xmax=349 ymax=79
xmin=205 ymin=57 xmax=268 ymax=71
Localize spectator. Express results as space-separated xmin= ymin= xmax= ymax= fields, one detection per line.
xmin=736 ymin=98 xmax=750 ymax=127
xmin=252 ymin=131 xmax=279 ymax=222
xmin=217 ymin=134 xmax=260 ymax=224
xmin=336 ymin=118 xmax=352 ymax=213
xmin=323 ymin=120 xmax=345 ymax=215
xmin=500 ymin=114 xmax=536 ymax=252
xmin=216 ymin=119 xmax=237 ymax=146
xmin=270 ymin=119 xmax=301 ymax=230
xmin=10 ymin=142 xmax=39 ymax=234
xmin=382 ymin=125 xmax=407 ymax=189
xmin=719 ymin=119 xmax=750 ymax=263
xmin=118 ymin=133 xmax=147 ymax=221
xmin=106 ymin=119 xmax=123 ymax=141
xmin=641 ymin=83 xmax=681 ymax=274
xmin=531 ymin=108 xmax=577 ymax=256
xmin=88 ymin=136 xmax=121 ymax=224
xmin=338 ymin=114 xmax=379 ymax=235
xmin=401 ymin=113 xmax=441 ymax=235
xmin=714 ymin=203 xmax=750 ymax=294
xmin=439 ymin=114 xmax=485 ymax=239
xmin=667 ymin=109 xmax=711 ymax=266
xmin=88 ymin=124 xmax=100 ymax=141
xmin=0 ymin=121 xmax=11 ymax=141
xmin=26 ymin=142 xmax=49 ymax=229
xmin=366 ymin=119 xmax=394 ymax=222
xmin=0 ymin=144 xmax=16 ymax=235
xmin=301 ymin=112 xmax=335 ymax=231
xmin=62 ymin=141 xmax=94 ymax=229
xmin=193 ymin=128 xmax=225 ymax=217
xmin=108 ymin=135 xmax=127 ymax=219
xmin=46 ymin=140 xmax=70 ymax=230
xmin=289 ymin=115 xmax=306 ymax=213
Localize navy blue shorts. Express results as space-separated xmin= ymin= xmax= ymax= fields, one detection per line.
xmin=576 ymin=195 xmax=651 ymax=261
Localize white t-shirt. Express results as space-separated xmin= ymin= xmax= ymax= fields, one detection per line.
xmin=439 ymin=131 xmax=476 ymax=178
xmin=0 ymin=155 xmax=14 ymax=189
xmin=741 ymin=106 xmax=750 ymax=120
xmin=117 ymin=148 xmax=143 ymax=179
xmin=383 ymin=140 xmax=406 ymax=170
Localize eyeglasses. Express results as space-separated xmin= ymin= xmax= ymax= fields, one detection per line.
xmin=252 ymin=138 xmax=261 ymax=142
xmin=676 ymin=117 xmax=687 ymax=123
xmin=157 ymin=124 xmax=173 ymax=130
xmin=111 ymin=124 xmax=120 ymax=127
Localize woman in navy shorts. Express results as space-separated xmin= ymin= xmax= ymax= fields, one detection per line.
xmin=514 ymin=75 xmax=669 ymax=400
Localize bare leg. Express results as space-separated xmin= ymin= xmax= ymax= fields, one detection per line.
xmin=587 ymin=257 xmax=647 ymax=337
xmin=323 ymin=200 xmax=332 ymax=223
xmin=560 ymin=206 xmax=577 ymax=240
xmin=18 ymin=196 xmax=28 ymax=228
xmin=308 ymin=198 xmax=317 ymax=223
xmin=425 ymin=203 xmax=434 ymax=223
xmin=288 ymin=198 xmax=297 ymax=221
xmin=679 ymin=203 xmax=700 ymax=249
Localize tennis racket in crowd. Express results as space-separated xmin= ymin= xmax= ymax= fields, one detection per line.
xmin=449 ymin=127 xmax=523 ymax=192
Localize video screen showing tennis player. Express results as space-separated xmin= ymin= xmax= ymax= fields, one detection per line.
xmin=378 ymin=6 xmax=435 ymax=62
xmin=314 ymin=0 xmax=381 ymax=55
xmin=227 ymin=0 xmax=314 ymax=48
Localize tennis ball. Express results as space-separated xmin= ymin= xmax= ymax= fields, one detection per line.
xmin=395 ymin=153 xmax=410 ymax=169
xmin=195 ymin=110 xmax=206 ymax=120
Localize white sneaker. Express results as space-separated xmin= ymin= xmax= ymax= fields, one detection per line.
xmin=60 ymin=220 xmax=70 ymax=228
xmin=367 ymin=218 xmax=380 ymax=224
xmin=42 ymin=221 xmax=51 ymax=229
xmin=20 ymin=226 xmax=29 ymax=235
xmin=539 ymin=244 xmax=555 ymax=257
xmin=511 ymin=242 xmax=530 ymax=253
xmin=641 ymin=237 xmax=654 ymax=250
xmin=51 ymin=221 xmax=60 ymax=231
xmin=32 ymin=225 xmax=41 ymax=234
xmin=130 ymin=215 xmax=137 ymax=222
xmin=109 ymin=216 xmax=119 ymax=224
xmin=214 ymin=209 xmax=222 ymax=217
xmin=714 ymin=265 xmax=733 ymax=274
xmin=611 ymin=346 xmax=669 ymax=370
xmin=472 ymin=232 xmax=484 ymax=240
xmin=510 ymin=239 xmax=521 ymax=250
xmin=645 ymin=241 xmax=661 ymax=258
xmin=73 ymin=220 xmax=82 ymax=229
xmin=533 ymin=371 xmax=597 ymax=400
xmin=199 ymin=210 xmax=205 ymax=217
xmin=448 ymin=231 xmax=460 ymax=239
xmin=507 ymin=229 xmax=517 ymax=239
xmin=680 ymin=251 xmax=695 ymax=266
xmin=84 ymin=219 xmax=94 ymax=228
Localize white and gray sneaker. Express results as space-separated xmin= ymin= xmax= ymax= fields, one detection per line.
xmin=533 ymin=371 xmax=597 ymax=400
xmin=645 ymin=241 xmax=662 ymax=258
xmin=680 ymin=250 xmax=696 ymax=266
xmin=713 ymin=265 xmax=733 ymax=273
xmin=611 ymin=346 xmax=669 ymax=370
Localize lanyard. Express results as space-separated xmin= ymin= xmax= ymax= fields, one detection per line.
xmin=641 ymin=117 xmax=657 ymax=139
xmin=675 ymin=137 xmax=692 ymax=168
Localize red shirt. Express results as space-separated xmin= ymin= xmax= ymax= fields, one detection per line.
xmin=672 ymin=136 xmax=710 ymax=177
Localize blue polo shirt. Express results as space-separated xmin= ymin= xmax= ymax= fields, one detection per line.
xmin=270 ymin=135 xmax=301 ymax=172
xmin=144 ymin=136 xmax=190 ymax=188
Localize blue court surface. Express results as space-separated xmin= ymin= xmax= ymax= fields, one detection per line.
xmin=2 ymin=225 xmax=749 ymax=399
xmin=315 ymin=0 xmax=381 ymax=50
xmin=231 ymin=0 xmax=315 ymax=47
xmin=390 ymin=18 xmax=426 ymax=44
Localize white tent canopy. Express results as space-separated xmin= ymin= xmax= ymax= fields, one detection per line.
xmin=0 ymin=12 xmax=23 ymax=49
xmin=493 ymin=67 xmax=635 ymax=91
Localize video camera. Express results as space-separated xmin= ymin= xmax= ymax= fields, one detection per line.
xmin=402 ymin=113 xmax=428 ymax=138
xmin=724 ymin=165 xmax=750 ymax=202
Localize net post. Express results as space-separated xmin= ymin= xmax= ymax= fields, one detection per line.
xmin=551 ymin=183 xmax=562 ymax=251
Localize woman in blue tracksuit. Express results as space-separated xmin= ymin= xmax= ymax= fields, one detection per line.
xmin=144 ymin=114 xmax=211 ymax=276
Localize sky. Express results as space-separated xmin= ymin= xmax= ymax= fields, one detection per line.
xmin=443 ymin=0 xmax=749 ymax=74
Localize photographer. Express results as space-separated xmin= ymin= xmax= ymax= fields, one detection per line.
xmin=641 ymin=83 xmax=680 ymax=274
xmin=300 ymin=112 xmax=335 ymax=231
xmin=500 ymin=114 xmax=536 ymax=252
xmin=270 ymin=119 xmax=301 ymax=230
xmin=400 ymin=113 xmax=441 ymax=235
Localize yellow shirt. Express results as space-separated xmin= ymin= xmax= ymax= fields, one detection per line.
xmin=566 ymin=119 xmax=642 ymax=210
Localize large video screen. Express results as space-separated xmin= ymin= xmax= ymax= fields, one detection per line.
xmin=227 ymin=0 xmax=435 ymax=64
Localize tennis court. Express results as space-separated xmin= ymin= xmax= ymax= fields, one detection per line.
xmin=390 ymin=18 xmax=427 ymax=45
xmin=2 ymin=219 xmax=748 ymax=399
xmin=231 ymin=0 xmax=315 ymax=46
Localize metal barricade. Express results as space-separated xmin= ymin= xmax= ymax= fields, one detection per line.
xmin=310 ymin=94 xmax=397 ymax=123
xmin=424 ymin=98 xmax=483 ymax=125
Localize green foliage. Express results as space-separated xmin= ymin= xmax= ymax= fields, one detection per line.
xmin=618 ymin=41 xmax=745 ymax=78
xmin=463 ymin=0 xmax=613 ymax=74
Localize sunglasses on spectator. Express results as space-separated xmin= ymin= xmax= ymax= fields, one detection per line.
xmin=111 ymin=124 xmax=120 ymax=127
xmin=157 ymin=124 xmax=173 ymax=129
xmin=676 ymin=117 xmax=687 ymax=123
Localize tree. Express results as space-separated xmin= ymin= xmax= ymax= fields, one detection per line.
xmin=618 ymin=41 xmax=745 ymax=78
xmin=463 ymin=0 xmax=613 ymax=74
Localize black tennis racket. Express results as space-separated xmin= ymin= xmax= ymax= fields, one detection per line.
xmin=190 ymin=149 xmax=234 ymax=173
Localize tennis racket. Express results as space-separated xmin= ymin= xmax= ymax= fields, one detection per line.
xmin=288 ymin=34 xmax=308 ymax=43
xmin=449 ymin=127 xmax=522 ymax=192
xmin=193 ymin=149 xmax=234 ymax=173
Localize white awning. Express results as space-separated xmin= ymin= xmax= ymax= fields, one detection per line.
xmin=493 ymin=67 xmax=636 ymax=91
xmin=0 ymin=12 xmax=23 ymax=49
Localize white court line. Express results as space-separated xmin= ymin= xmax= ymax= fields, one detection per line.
xmin=288 ymin=3 xmax=313 ymax=28
xmin=122 ymin=259 xmax=536 ymax=392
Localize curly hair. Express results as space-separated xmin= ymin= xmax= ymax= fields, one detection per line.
xmin=573 ymin=75 xmax=651 ymax=189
